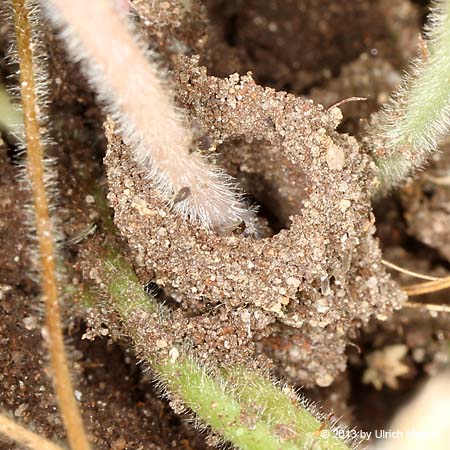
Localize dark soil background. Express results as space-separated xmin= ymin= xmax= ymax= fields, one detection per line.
xmin=1 ymin=0 xmax=449 ymax=449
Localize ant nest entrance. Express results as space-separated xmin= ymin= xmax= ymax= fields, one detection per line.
xmin=216 ymin=137 xmax=308 ymax=237
xmin=104 ymin=60 xmax=405 ymax=386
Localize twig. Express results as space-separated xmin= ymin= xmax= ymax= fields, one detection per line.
xmin=381 ymin=259 xmax=441 ymax=281
xmin=0 ymin=414 xmax=64 ymax=450
xmin=382 ymin=260 xmax=450 ymax=305
xmin=12 ymin=1 xmax=90 ymax=449
xmin=328 ymin=96 xmax=367 ymax=110
xmin=402 ymin=275 xmax=450 ymax=296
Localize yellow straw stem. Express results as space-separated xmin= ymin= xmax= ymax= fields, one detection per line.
xmin=0 ymin=414 xmax=65 ymax=450
xmin=12 ymin=1 xmax=90 ymax=449
xmin=403 ymin=276 xmax=450 ymax=296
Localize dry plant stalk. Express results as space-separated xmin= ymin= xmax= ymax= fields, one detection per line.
xmin=12 ymin=1 xmax=90 ymax=449
xmin=382 ymin=259 xmax=450 ymax=298
xmin=44 ymin=0 xmax=257 ymax=234
xmin=0 ymin=414 xmax=64 ymax=450
xmin=382 ymin=259 xmax=440 ymax=281
xmin=403 ymin=275 xmax=450 ymax=296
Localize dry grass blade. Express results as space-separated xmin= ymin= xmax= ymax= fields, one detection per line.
xmin=402 ymin=276 xmax=450 ymax=296
xmin=382 ymin=259 xmax=441 ymax=281
xmin=328 ymin=96 xmax=367 ymax=110
xmin=12 ymin=1 xmax=90 ymax=449
xmin=381 ymin=260 xmax=450 ymax=305
xmin=0 ymin=414 xmax=64 ymax=450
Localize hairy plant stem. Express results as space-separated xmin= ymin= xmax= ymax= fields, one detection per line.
xmin=95 ymin=247 xmax=351 ymax=450
xmin=223 ymin=368 xmax=344 ymax=444
xmin=12 ymin=1 xmax=90 ymax=449
xmin=367 ymin=0 xmax=450 ymax=191
xmin=44 ymin=0 xmax=256 ymax=234
xmin=0 ymin=414 xmax=65 ymax=450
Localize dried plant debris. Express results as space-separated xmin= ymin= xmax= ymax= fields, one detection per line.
xmin=363 ymin=344 xmax=411 ymax=390
xmin=359 ymin=308 xmax=450 ymax=378
xmin=105 ymin=58 xmax=405 ymax=386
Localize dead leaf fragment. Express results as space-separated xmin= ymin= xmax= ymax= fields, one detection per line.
xmin=363 ymin=344 xmax=410 ymax=390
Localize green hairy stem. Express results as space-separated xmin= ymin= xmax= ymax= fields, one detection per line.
xmin=98 ymin=248 xmax=351 ymax=450
xmin=368 ymin=0 xmax=450 ymax=191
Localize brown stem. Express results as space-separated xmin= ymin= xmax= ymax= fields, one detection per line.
xmin=403 ymin=276 xmax=450 ymax=296
xmin=12 ymin=1 xmax=90 ymax=449
xmin=0 ymin=414 xmax=65 ymax=450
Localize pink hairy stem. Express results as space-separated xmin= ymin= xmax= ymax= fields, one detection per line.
xmin=45 ymin=0 xmax=256 ymax=234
